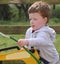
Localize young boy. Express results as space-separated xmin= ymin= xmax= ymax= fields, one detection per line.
xmin=17 ymin=1 xmax=59 ymax=64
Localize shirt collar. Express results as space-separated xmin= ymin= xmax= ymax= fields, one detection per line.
xmin=32 ymin=25 xmax=48 ymax=33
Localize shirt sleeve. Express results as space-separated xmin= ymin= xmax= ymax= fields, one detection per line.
xmin=27 ymin=31 xmax=54 ymax=47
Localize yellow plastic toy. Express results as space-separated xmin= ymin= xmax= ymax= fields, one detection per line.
xmin=0 ymin=48 xmax=40 ymax=64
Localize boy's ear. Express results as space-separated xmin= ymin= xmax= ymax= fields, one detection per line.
xmin=44 ymin=17 xmax=48 ymax=23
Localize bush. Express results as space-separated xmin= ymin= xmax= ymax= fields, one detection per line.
xmin=50 ymin=18 xmax=60 ymax=23
xmin=51 ymin=5 xmax=60 ymax=18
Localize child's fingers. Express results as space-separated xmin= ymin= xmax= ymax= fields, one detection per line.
xmin=17 ymin=39 xmax=28 ymax=46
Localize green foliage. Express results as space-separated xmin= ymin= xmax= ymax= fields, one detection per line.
xmin=9 ymin=4 xmax=28 ymax=21
xmin=0 ymin=4 xmax=60 ymax=26
xmin=50 ymin=18 xmax=60 ymax=23
xmin=51 ymin=5 xmax=60 ymax=18
xmin=0 ymin=4 xmax=12 ymax=20
xmin=10 ymin=5 xmax=19 ymax=21
xmin=48 ymin=18 xmax=60 ymax=26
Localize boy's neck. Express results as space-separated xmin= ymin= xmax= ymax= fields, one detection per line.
xmin=32 ymin=30 xmax=35 ymax=33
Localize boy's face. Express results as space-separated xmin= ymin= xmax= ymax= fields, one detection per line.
xmin=29 ymin=12 xmax=47 ymax=31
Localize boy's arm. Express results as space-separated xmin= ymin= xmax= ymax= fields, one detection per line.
xmin=27 ymin=31 xmax=55 ymax=47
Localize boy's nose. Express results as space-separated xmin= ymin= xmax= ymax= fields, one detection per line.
xmin=30 ymin=20 xmax=34 ymax=24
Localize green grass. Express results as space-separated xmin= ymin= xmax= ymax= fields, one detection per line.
xmin=0 ymin=20 xmax=30 ymax=26
xmin=54 ymin=34 xmax=60 ymax=55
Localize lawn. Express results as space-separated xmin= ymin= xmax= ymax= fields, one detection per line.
xmin=54 ymin=34 xmax=60 ymax=55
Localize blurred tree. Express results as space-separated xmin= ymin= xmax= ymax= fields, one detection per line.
xmin=0 ymin=4 xmax=12 ymax=20
xmin=15 ymin=3 xmax=31 ymax=21
xmin=0 ymin=0 xmax=60 ymax=21
xmin=15 ymin=4 xmax=23 ymax=20
xmin=53 ymin=4 xmax=55 ymax=9
xmin=21 ymin=4 xmax=30 ymax=20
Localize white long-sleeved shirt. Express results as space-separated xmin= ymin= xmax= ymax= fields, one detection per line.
xmin=25 ymin=26 xmax=59 ymax=64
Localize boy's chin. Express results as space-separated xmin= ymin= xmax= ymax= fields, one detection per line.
xmin=32 ymin=27 xmax=38 ymax=31
xmin=32 ymin=28 xmax=37 ymax=31
xmin=32 ymin=28 xmax=35 ymax=30
xmin=32 ymin=28 xmax=40 ymax=31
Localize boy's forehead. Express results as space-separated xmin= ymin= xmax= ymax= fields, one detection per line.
xmin=29 ymin=13 xmax=42 ymax=18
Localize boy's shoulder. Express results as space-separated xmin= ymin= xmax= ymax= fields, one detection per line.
xmin=26 ymin=27 xmax=32 ymax=33
xmin=40 ymin=26 xmax=55 ymax=32
xmin=39 ymin=26 xmax=56 ymax=42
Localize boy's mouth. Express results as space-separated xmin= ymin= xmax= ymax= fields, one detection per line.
xmin=31 ymin=25 xmax=35 ymax=27
xmin=31 ymin=25 xmax=36 ymax=30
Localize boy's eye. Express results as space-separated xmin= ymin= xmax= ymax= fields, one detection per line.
xmin=29 ymin=19 xmax=31 ymax=21
xmin=34 ymin=18 xmax=37 ymax=20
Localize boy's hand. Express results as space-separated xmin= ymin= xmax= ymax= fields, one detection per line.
xmin=17 ymin=39 xmax=28 ymax=46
